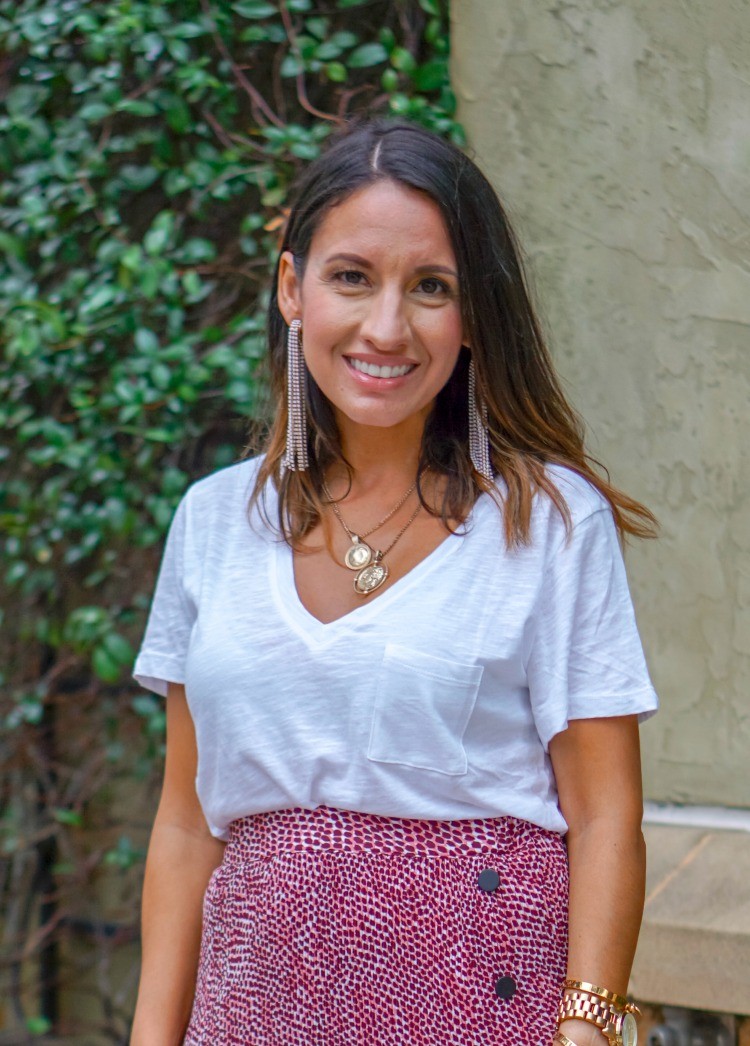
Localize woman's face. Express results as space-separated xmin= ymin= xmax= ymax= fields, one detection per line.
xmin=277 ymin=179 xmax=465 ymax=437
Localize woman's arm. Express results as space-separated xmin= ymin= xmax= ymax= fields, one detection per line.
xmin=548 ymin=714 xmax=646 ymax=1046
xmin=130 ymin=683 xmax=226 ymax=1046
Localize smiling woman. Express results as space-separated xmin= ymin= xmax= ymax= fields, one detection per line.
xmin=273 ymin=178 xmax=472 ymax=614
xmin=277 ymin=180 xmax=464 ymax=438
xmin=131 ymin=120 xmax=658 ymax=1046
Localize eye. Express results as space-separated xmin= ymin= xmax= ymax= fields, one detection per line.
xmin=417 ymin=276 xmax=451 ymax=296
xmin=331 ymin=269 xmax=368 ymax=287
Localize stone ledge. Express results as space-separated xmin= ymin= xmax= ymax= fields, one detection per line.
xmin=630 ymin=824 xmax=750 ymax=1016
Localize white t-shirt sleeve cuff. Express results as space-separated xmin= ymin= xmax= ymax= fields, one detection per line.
xmin=537 ymin=685 xmax=660 ymax=750
xmin=133 ymin=651 xmax=187 ymax=698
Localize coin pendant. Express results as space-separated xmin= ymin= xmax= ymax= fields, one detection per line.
xmin=344 ymin=538 xmax=373 ymax=571
xmin=354 ymin=561 xmax=389 ymax=596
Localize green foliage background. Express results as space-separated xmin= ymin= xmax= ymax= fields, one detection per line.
xmin=0 ymin=0 xmax=461 ymax=1039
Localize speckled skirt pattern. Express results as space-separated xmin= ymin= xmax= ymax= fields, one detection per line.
xmin=184 ymin=806 xmax=568 ymax=1046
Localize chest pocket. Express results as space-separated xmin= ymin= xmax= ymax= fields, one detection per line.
xmin=367 ymin=644 xmax=483 ymax=776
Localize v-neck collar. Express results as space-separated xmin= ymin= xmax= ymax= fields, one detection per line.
xmin=269 ymin=499 xmax=488 ymax=648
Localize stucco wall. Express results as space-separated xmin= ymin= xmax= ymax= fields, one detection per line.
xmin=452 ymin=0 xmax=750 ymax=806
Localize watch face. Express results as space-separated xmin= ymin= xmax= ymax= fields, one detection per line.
xmin=622 ymin=1011 xmax=638 ymax=1046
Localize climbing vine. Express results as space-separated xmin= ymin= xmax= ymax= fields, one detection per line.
xmin=0 ymin=0 xmax=462 ymax=1039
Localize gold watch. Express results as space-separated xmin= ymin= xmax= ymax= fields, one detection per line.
xmin=558 ymin=981 xmax=640 ymax=1046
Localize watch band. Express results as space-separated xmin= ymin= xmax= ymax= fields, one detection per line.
xmin=558 ymin=978 xmax=641 ymax=1046
xmin=558 ymin=991 xmax=622 ymax=1045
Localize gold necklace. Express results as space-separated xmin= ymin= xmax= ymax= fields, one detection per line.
xmin=324 ymin=478 xmax=423 ymax=596
xmin=323 ymin=477 xmax=417 ymax=570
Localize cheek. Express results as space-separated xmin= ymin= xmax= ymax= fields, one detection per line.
xmin=298 ymin=301 xmax=354 ymax=390
xmin=301 ymin=293 xmax=358 ymax=345
xmin=421 ymin=306 xmax=464 ymax=357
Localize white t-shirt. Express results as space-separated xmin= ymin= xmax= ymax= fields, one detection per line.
xmin=133 ymin=456 xmax=658 ymax=840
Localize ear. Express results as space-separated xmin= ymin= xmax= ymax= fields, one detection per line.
xmin=277 ymin=251 xmax=303 ymax=326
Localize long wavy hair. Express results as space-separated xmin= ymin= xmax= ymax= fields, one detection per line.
xmin=248 ymin=118 xmax=656 ymax=547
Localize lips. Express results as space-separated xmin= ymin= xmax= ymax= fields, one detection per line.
xmin=346 ymin=357 xmax=417 ymax=379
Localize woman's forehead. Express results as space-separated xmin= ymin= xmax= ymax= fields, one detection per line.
xmin=307 ymin=180 xmax=456 ymax=265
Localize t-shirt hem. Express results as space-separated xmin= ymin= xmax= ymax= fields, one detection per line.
xmin=209 ymin=822 xmax=231 ymax=843
xmin=207 ymin=802 xmax=569 ymax=839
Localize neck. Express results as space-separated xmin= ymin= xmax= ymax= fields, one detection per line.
xmin=333 ymin=416 xmax=425 ymax=494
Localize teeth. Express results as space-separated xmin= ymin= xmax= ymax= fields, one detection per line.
xmin=349 ymin=358 xmax=414 ymax=379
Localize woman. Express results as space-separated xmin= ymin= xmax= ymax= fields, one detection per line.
xmin=131 ymin=119 xmax=658 ymax=1046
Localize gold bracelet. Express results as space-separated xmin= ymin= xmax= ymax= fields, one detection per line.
xmin=555 ymin=1034 xmax=576 ymax=1046
xmin=562 ymin=979 xmax=634 ymax=1013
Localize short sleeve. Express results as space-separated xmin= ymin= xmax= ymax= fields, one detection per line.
xmin=526 ymin=507 xmax=658 ymax=750
xmin=133 ymin=495 xmax=196 ymax=697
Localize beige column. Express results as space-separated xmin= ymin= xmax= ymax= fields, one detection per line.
xmin=452 ymin=0 xmax=750 ymax=806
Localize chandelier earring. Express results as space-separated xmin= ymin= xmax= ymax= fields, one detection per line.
xmin=468 ymin=358 xmax=494 ymax=483
xmin=282 ymin=318 xmax=309 ymax=471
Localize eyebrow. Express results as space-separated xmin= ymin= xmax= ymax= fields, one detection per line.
xmin=323 ymin=252 xmax=458 ymax=278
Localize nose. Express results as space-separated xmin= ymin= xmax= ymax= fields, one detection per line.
xmin=359 ymin=287 xmax=409 ymax=353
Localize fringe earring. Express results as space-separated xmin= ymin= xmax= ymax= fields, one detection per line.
xmin=468 ymin=359 xmax=493 ymax=483
xmin=282 ymin=318 xmax=308 ymax=471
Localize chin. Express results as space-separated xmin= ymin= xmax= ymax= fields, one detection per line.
xmin=344 ymin=415 xmax=410 ymax=431
xmin=336 ymin=403 xmax=428 ymax=432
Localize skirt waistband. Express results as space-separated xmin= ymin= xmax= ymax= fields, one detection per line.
xmin=225 ymin=805 xmax=563 ymax=861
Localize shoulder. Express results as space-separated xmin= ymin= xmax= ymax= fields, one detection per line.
xmin=514 ymin=464 xmax=612 ymax=553
xmin=182 ymin=454 xmax=265 ymax=511
xmin=541 ymin=464 xmax=610 ymax=527
xmin=174 ymin=455 xmax=268 ymax=545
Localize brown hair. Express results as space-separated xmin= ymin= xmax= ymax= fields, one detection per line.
xmin=248 ymin=118 xmax=656 ymax=546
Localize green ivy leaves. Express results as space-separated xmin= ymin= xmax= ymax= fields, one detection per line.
xmin=0 ymin=0 xmax=461 ymax=729
xmin=0 ymin=3 xmax=463 ymax=1030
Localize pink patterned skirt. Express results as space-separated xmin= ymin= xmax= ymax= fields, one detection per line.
xmin=184 ymin=806 xmax=568 ymax=1045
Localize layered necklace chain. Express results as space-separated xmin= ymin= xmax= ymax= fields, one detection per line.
xmin=323 ymin=476 xmax=424 ymax=596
